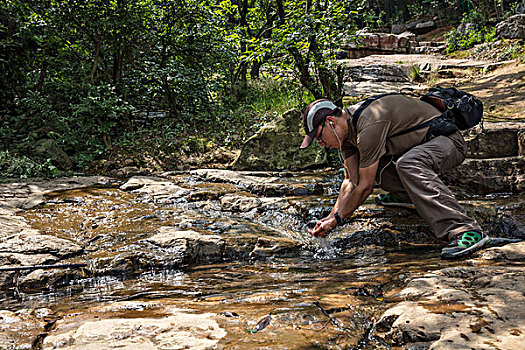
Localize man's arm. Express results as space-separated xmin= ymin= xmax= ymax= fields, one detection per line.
xmin=309 ymin=159 xmax=379 ymax=237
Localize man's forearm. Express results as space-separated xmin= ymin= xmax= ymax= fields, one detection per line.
xmin=332 ymin=183 xmax=373 ymax=221
xmin=330 ymin=179 xmax=355 ymax=216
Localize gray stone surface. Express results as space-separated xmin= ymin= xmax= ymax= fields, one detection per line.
xmin=377 ymin=243 xmax=525 ymax=349
xmin=42 ymin=302 xmax=226 ymax=350
xmin=443 ymin=156 xmax=525 ymax=194
xmin=496 ymin=14 xmax=525 ymax=39
xmin=464 ymin=122 xmax=521 ymax=158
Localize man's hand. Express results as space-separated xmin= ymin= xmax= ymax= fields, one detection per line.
xmin=308 ymin=217 xmax=337 ymax=237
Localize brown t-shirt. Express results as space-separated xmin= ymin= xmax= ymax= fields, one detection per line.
xmin=342 ymin=95 xmax=441 ymax=167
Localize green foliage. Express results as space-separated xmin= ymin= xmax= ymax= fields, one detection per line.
xmin=408 ymin=65 xmax=423 ymax=82
xmin=498 ymin=42 xmax=525 ymax=61
xmin=445 ymin=26 xmax=496 ymax=53
xmin=239 ymin=0 xmax=373 ymax=101
xmin=0 ymin=151 xmax=59 ymax=178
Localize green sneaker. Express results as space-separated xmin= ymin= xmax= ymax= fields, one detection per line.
xmin=375 ymin=193 xmax=415 ymax=210
xmin=441 ymin=231 xmax=491 ymax=260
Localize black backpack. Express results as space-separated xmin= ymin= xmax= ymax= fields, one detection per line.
xmin=351 ymin=87 xmax=484 ymax=138
xmin=420 ymin=87 xmax=483 ymax=130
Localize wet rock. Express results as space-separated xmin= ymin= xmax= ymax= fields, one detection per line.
xmin=496 ymin=14 xmax=525 ymax=39
xmin=188 ymin=183 xmax=239 ymax=202
xmin=109 ymin=166 xmax=148 ymax=178
xmin=333 ymin=227 xmax=437 ymax=249
xmin=191 ymin=169 xmax=325 ymax=197
xmin=145 ymin=227 xmax=225 ymax=266
xmin=42 ymin=302 xmax=226 ymax=350
xmin=0 ymin=252 xmax=57 ymax=267
xmin=475 ymin=241 xmax=525 ymax=262
xmin=0 ymin=208 xmax=34 ymax=239
xmin=119 ymin=176 xmax=189 ymax=202
xmin=519 ymin=130 xmax=525 ymax=156
xmin=220 ymin=193 xmax=262 ymax=212
xmin=231 ymin=109 xmax=327 ymax=170
xmin=20 ymin=268 xmax=84 ymax=290
xmin=469 ymin=201 xmax=525 ymax=240
xmin=377 ymin=263 xmax=525 ymax=349
xmin=0 ymin=176 xmax=115 ymax=209
xmin=0 ymin=231 xmax=83 ymax=259
xmin=443 ymin=156 xmax=525 ymax=194
xmin=0 ymin=309 xmax=48 ymax=350
xmin=249 ymin=236 xmax=302 ymax=260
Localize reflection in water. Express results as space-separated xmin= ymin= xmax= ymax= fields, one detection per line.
xmin=5 ymin=171 xmax=515 ymax=349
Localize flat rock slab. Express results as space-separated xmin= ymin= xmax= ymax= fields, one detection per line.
xmin=0 ymin=176 xmax=115 ymax=209
xmin=0 ymin=309 xmax=52 ymax=349
xmin=377 ymin=242 xmax=525 ymax=349
xmin=464 ymin=122 xmax=524 ymax=158
xmin=119 ymin=176 xmax=190 ymax=202
xmin=339 ymin=54 xmax=490 ymax=69
xmin=443 ymin=156 xmax=525 ymax=194
xmin=42 ymin=302 xmax=226 ymax=350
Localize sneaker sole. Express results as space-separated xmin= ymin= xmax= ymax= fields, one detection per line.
xmin=441 ymin=236 xmax=491 ymax=260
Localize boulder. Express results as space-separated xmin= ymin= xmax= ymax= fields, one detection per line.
xmin=0 ymin=230 xmax=83 ymax=259
xmin=496 ymin=14 xmax=525 ymax=39
xmin=413 ymin=20 xmax=436 ymax=35
xmin=464 ymin=123 xmax=521 ymax=158
xmin=232 ymin=109 xmax=327 ymax=170
xmin=119 ymin=176 xmax=190 ymax=202
xmin=31 ymin=139 xmax=72 ymax=170
xmin=376 ymin=257 xmax=525 ymax=349
xmin=391 ymin=23 xmax=406 ymax=35
xmin=144 ymin=227 xmax=225 ymax=266
xmin=0 ymin=309 xmax=49 ymax=349
xmin=220 ymin=193 xmax=262 ymax=212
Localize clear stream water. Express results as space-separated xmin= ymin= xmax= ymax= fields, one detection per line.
xmin=2 ymin=171 xmax=521 ymax=349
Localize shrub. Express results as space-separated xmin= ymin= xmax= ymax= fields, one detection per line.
xmin=446 ymin=26 xmax=496 ymax=53
xmin=0 ymin=151 xmax=59 ymax=178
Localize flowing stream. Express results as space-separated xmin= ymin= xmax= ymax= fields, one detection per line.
xmin=1 ymin=170 xmax=522 ymax=349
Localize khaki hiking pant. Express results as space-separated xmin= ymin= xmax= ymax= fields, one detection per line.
xmin=376 ymin=131 xmax=482 ymax=241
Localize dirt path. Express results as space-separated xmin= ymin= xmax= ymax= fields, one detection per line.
xmin=459 ymin=61 xmax=525 ymax=121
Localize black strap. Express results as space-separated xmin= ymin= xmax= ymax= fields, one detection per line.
xmin=351 ymin=92 xmax=435 ymax=139
xmin=351 ymin=93 xmax=399 ymax=128
xmin=389 ymin=119 xmax=435 ymax=138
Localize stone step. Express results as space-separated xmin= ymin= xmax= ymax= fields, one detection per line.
xmin=418 ymin=41 xmax=446 ymax=47
xmin=464 ymin=122 xmax=524 ymax=159
xmin=443 ymin=156 xmax=525 ymax=194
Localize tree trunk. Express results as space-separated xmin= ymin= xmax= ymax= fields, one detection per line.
xmin=90 ymin=37 xmax=101 ymax=85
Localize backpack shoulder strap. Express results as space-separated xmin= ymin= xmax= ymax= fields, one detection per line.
xmin=351 ymin=93 xmax=399 ymax=128
xmin=388 ymin=118 xmax=435 ymax=139
xmin=350 ymin=92 xmax=436 ymax=139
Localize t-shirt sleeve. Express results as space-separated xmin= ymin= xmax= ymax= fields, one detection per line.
xmin=341 ymin=142 xmax=358 ymax=160
xmin=357 ymin=120 xmax=390 ymax=167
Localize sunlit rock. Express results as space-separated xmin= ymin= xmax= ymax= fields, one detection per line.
xmin=42 ymin=302 xmax=226 ymax=350
xmin=496 ymin=14 xmax=525 ymax=39
xmin=377 ymin=258 xmax=525 ymax=349
xmin=220 ymin=193 xmax=262 ymax=212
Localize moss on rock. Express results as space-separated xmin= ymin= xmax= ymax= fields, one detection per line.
xmin=232 ymin=109 xmax=327 ymax=170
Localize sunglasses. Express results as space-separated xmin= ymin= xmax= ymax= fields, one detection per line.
xmin=316 ymin=119 xmax=327 ymax=144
